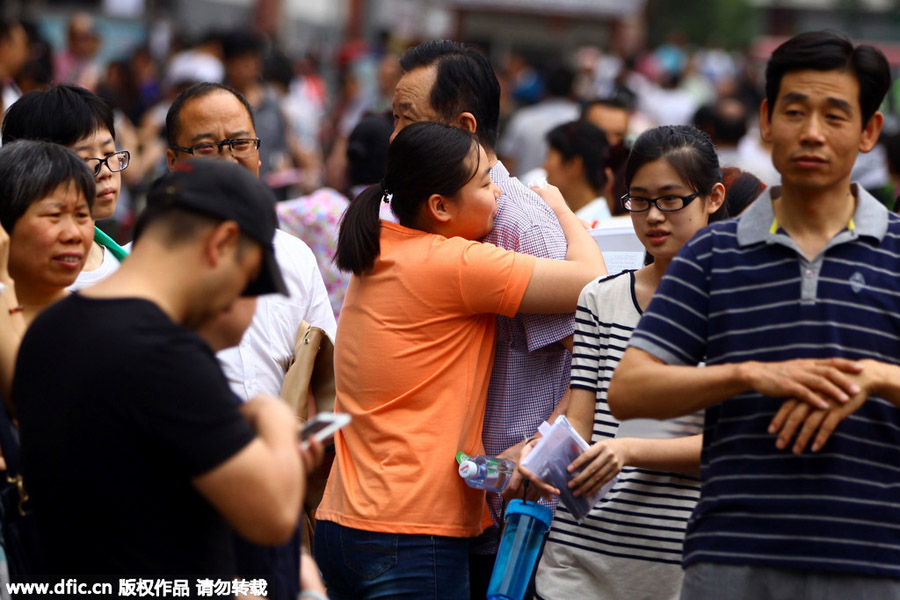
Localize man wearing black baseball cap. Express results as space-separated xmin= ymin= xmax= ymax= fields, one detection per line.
xmin=137 ymin=158 xmax=288 ymax=298
xmin=14 ymin=158 xmax=317 ymax=588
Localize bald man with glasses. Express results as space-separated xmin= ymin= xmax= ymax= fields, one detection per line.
xmin=165 ymin=81 xmax=336 ymax=399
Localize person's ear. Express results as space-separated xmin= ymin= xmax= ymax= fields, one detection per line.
xmin=205 ymin=221 xmax=241 ymax=267
xmin=455 ymin=112 xmax=478 ymax=135
xmin=759 ymin=99 xmax=772 ymax=143
xmin=425 ymin=193 xmax=453 ymax=224
xmin=165 ymin=148 xmax=178 ymax=171
xmin=859 ymin=111 xmax=884 ymax=153
xmin=707 ymin=182 xmax=726 ymax=216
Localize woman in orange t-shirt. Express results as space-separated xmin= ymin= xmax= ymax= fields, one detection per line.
xmin=315 ymin=121 xmax=606 ymax=599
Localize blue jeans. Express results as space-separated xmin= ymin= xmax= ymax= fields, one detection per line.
xmin=314 ymin=520 xmax=470 ymax=599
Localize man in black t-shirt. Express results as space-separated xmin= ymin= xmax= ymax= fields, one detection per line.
xmin=14 ymin=160 xmax=314 ymax=591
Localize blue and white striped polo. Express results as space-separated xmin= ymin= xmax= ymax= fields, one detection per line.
xmin=629 ymin=185 xmax=900 ymax=578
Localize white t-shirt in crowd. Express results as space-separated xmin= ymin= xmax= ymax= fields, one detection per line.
xmin=498 ymin=98 xmax=580 ymax=176
xmin=575 ymin=197 xmax=612 ymax=227
xmin=68 ymin=245 xmax=121 ymax=292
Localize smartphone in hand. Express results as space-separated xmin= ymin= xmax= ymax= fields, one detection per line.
xmin=300 ymin=412 xmax=351 ymax=448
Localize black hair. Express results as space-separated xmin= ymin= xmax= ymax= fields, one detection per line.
xmin=264 ymin=51 xmax=294 ymax=89
xmin=15 ymin=20 xmax=53 ymax=91
xmin=0 ymin=16 xmax=21 ymax=42
xmin=584 ymin=95 xmax=633 ymax=216
xmin=165 ymin=82 xmax=256 ymax=148
xmin=399 ymin=40 xmax=501 ymax=152
xmin=692 ymin=99 xmax=748 ymax=147
xmin=582 ymin=95 xmax=630 ymax=117
xmin=544 ymin=65 xmax=574 ymax=98
xmin=222 ymin=30 xmax=263 ymax=61
xmin=625 ymin=125 xmax=728 ymax=223
xmin=607 ymin=143 xmax=631 ymax=216
xmin=336 ymin=121 xmax=479 ymax=275
xmin=885 ymin=132 xmax=900 ymax=177
xmin=133 ymin=204 xmax=225 ymax=247
xmin=346 ymin=112 xmax=392 ymax=188
xmin=196 ymin=29 xmax=224 ymax=48
xmin=2 ymin=84 xmax=116 ymax=146
xmin=765 ymin=31 xmax=891 ymax=128
xmin=691 ymin=104 xmax=716 ymax=138
xmin=712 ymin=99 xmax=748 ymax=146
xmin=546 ymin=120 xmax=611 ymax=192
xmin=722 ymin=166 xmax=766 ymax=216
xmin=0 ymin=140 xmax=95 ymax=233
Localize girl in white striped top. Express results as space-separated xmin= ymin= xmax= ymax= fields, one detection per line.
xmin=524 ymin=125 xmax=731 ymax=600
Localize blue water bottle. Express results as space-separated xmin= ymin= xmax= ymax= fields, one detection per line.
xmin=487 ymin=499 xmax=553 ymax=600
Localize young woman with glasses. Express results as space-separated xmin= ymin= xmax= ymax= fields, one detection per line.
xmin=523 ymin=125 xmax=728 ymax=600
xmin=1 ymin=84 xmax=130 ymax=292
xmin=315 ymin=121 xmax=606 ymax=599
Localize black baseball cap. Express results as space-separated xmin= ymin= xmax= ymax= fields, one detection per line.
xmin=143 ymin=159 xmax=288 ymax=296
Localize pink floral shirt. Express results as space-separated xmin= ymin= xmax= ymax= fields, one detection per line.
xmin=277 ymin=186 xmax=396 ymax=321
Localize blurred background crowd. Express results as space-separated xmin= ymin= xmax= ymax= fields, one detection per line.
xmin=2 ymin=0 xmax=900 ymax=247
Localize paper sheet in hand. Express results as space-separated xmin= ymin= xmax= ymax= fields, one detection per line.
xmin=589 ymin=218 xmax=644 ymax=275
xmin=521 ymin=416 xmax=615 ymax=523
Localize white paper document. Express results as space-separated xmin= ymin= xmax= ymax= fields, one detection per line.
xmin=589 ymin=218 xmax=644 ymax=275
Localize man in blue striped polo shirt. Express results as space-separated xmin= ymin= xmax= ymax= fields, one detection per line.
xmin=608 ymin=32 xmax=900 ymax=598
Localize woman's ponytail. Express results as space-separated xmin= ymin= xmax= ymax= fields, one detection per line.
xmin=336 ymin=184 xmax=386 ymax=276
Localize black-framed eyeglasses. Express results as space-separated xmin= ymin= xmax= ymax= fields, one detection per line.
xmin=84 ymin=150 xmax=130 ymax=177
xmin=620 ymin=192 xmax=701 ymax=213
xmin=170 ymin=138 xmax=261 ymax=158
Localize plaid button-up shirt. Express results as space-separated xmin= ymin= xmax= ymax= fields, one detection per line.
xmin=474 ymin=161 xmax=573 ymax=553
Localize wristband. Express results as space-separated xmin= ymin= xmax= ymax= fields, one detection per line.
xmin=297 ymin=591 xmax=329 ymax=600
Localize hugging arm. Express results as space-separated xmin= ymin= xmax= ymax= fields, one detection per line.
xmin=517 ymin=185 xmax=607 ymax=314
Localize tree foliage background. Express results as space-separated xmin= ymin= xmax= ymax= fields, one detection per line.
xmin=645 ymin=0 xmax=760 ymax=49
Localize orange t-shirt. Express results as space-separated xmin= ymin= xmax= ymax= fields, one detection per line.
xmin=317 ymin=221 xmax=536 ymax=537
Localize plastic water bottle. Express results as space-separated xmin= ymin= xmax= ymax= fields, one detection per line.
xmin=456 ymin=452 xmax=514 ymax=493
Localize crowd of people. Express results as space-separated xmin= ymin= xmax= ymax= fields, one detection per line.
xmin=0 ymin=8 xmax=896 ymax=600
